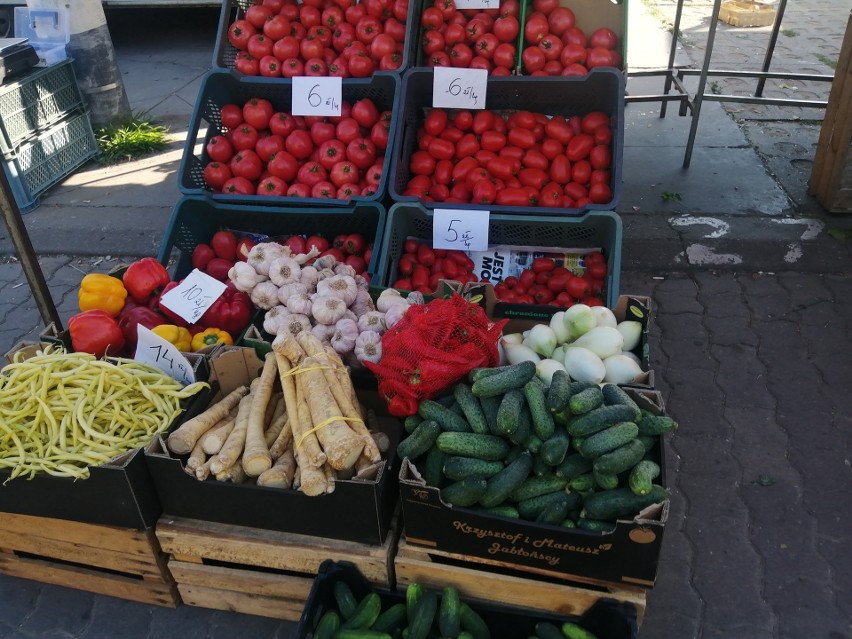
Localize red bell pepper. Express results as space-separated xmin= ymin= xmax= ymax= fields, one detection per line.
xmin=123 ymin=257 xmax=170 ymax=302
xmin=156 ymin=281 xmax=190 ymax=327
xmin=198 ymin=282 xmax=253 ymax=336
xmin=118 ymin=304 xmax=167 ymax=348
xmin=67 ymin=309 xmax=126 ymax=358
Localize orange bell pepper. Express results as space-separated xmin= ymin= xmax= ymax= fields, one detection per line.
xmin=77 ymin=273 xmax=128 ymax=317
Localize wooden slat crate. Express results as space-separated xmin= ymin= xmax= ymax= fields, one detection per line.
xmin=809 ymin=12 xmax=852 ymax=212
xmin=155 ymin=515 xmax=399 ymax=620
xmin=394 ymin=537 xmax=647 ymax=625
xmin=0 ymin=512 xmax=178 ymax=607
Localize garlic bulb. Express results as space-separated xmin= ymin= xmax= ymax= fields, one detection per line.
xmin=263 ymin=305 xmax=291 ymax=335
xmin=316 ymin=267 xmax=336 ymax=281
xmin=350 ymin=288 xmax=376 ymax=317
xmin=314 ymin=254 xmax=337 ymax=270
xmin=277 ymin=282 xmax=308 ymax=305
xmin=247 ymin=242 xmax=288 ymax=276
xmin=354 ymin=274 xmax=370 ymax=290
xmin=281 ymin=313 xmax=312 ymax=337
xmin=406 ymin=291 xmax=426 ymax=305
xmin=317 ymin=275 xmax=358 ymax=306
xmin=286 ymin=292 xmax=312 ymax=316
xmin=229 ymin=261 xmax=267 ymax=293
xmin=384 ymin=303 xmax=409 ymax=328
xmin=268 ymin=255 xmax=301 ymax=286
xmin=376 ymin=289 xmax=406 ymax=313
xmin=334 ymin=263 xmax=357 ymax=278
xmin=357 ymin=311 xmax=387 ymax=335
xmin=331 ymin=318 xmax=359 ymax=354
xmin=299 ymin=265 xmax=319 ymax=290
xmin=311 ymin=322 xmax=336 ymax=343
xmin=354 ymin=330 xmax=382 ymax=364
xmin=250 ymin=280 xmax=281 ymax=310
xmin=312 ymin=295 xmax=348 ymax=325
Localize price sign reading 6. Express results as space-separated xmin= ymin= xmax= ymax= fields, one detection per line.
xmin=292 ymin=76 xmax=342 ymax=117
xmin=433 ymin=67 xmax=488 ymax=109
xmin=433 ymin=208 xmax=490 ymax=251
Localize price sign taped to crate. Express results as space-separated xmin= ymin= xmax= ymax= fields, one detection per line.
xmin=135 ymin=326 xmax=196 ymax=386
xmin=292 ymin=76 xmax=342 ymax=117
xmin=433 ymin=67 xmax=488 ymax=109
xmin=433 ymin=208 xmax=490 ymax=251
xmin=454 ymin=0 xmax=499 ymax=8
xmin=159 ymin=268 xmax=227 ymax=325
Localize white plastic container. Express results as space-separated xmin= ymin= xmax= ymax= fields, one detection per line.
xmin=14 ymin=7 xmax=70 ymax=66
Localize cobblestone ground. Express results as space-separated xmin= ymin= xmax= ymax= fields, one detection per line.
xmin=0 ymin=259 xmax=850 ymax=638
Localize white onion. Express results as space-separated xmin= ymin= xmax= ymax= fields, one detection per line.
xmin=502 ymin=341 xmax=541 ymax=365
xmin=617 ymin=320 xmax=643 ymax=352
xmin=536 ymin=358 xmax=567 ymax=385
xmin=563 ymin=347 xmax=606 ymax=384
xmin=603 ymin=354 xmax=644 ymax=384
xmin=549 ymin=311 xmax=571 ymax=344
xmin=563 ymin=304 xmax=596 ymax=340
xmin=591 ymin=306 xmax=618 ymax=328
xmin=528 ymin=324 xmax=557 ymax=357
xmin=570 ymin=326 xmax=624 ymax=360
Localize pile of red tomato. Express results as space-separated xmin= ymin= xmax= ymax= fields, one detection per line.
xmin=390 ymin=238 xmax=477 ymax=293
xmin=493 ymin=252 xmax=608 ymax=307
xmin=419 ymin=0 xmax=521 ymax=75
xmin=402 ymin=107 xmax=614 ymax=208
xmin=203 ymin=95 xmax=391 ymax=199
xmin=520 ymin=0 xmax=621 ymax=76
xmin=226 ymin=0 xmax=409 ymax=77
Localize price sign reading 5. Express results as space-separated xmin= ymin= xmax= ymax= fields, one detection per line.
xmin=433 ymin=208 xmax=490 ymax=251
xmin=432 ymin=67 xmax=488 ymax=109
xmin=134 ymin=325 xmax=196 ymax=386
xmin=159 ymin=269 xmax=227 ymax=325
xmin=292 ymin=76 xmax=342 ymax=117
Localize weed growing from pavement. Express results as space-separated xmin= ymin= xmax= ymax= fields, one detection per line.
xmin=780 ymin=29 xmax=798 ymax=37
xmin=815 ymin=54 xmax=837 ymax=69
xmin=95 ymin=116 xmax=169 ymax=164
xmin=661 ymin=191 xmax=682 ymax=203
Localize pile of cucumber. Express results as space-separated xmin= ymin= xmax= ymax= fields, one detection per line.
xmin=397 ymin=361 xmax=676 ymax=530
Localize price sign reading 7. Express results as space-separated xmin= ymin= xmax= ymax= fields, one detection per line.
xmin=433 ymin=208 xmax=490 ymax=251
xmin=292 ymin=76 xmax=342 ymax=117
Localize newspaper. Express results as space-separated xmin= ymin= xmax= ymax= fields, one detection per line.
xmin=468 ymin=244 xmax=602 ymax=284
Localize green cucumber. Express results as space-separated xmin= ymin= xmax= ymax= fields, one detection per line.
xmin=478 ymin=395 xmax=502 ymax=436
xmin=443 ymin=456 xmax=504 ymax=481
xmin=436 ymin=432 xmax=511 ymax=461
xmin=334 ymin=630 xmax=392 ymax=639
xmin=459 ymin=603 xmax=490 ymax=639
xmin=469 ymin=366 xmax=511 ymax=383
xmin=438 ymin=586 xmax=461 ymax=638
xmin=546 ymin=369 xmax=573 ymax=413
xmin=458 ymin=633 xmax=475 ymax=639
xmin=470 ymin=360 xmax=537 ymax=398
xmin=532 ymin=454 xmax=550 ymax=477
xmin=600 ymin=384 xmax=642 ymax=421
xmin=313 ymin=609 xmax=340 ymax=639
xmin=420 ymin=446 xmax=446 ymax=489
xmin=637 ymin=435 xmax=656 ymax=454
xmin=568 ymin=473 xmax=595 ymax=493
xmin=637 ymin=414 xmax=678 ymax=436
xmin=579 ymin=422 xmax=639 ymax=458
xmin=554 ymin=453 xmax=593 ymax=481
xmin=341 ymin=593 xmax=382 ymax=630
xmin=480 ymin=504 xmax=520 ymax=518
xmin=568 ymin=386 xmax=605 ymax=415
xmin=567 ymin=404 xmax=638 ymax=438
xmin=407 ymin=589 xmax=438 ymax=639
xmin=561 ymin=518 xmax=577 ymax=528
xmin=508 ymin=402 xmax=532 ymax=446
xmin=576 ymin=518 xmax=616 ymax=532
xmin=418 ymin=400 xmax=471 ymax=433
xmin=593 ymin=438 xmax=646 ymax=475
xmin=405 ymin=583 xmax=423 ymax=624
xmin=561 ymin=621 xmax=601 ymax=639
xmin=582 ymin=485 xmax=668 ymax=520
xmin=496 ymin=389 xmax=525 ymax=436
xmin=592 ymin=468 xmax=619 ymax=490
xmin=524 ymin=381 xmax=555 ymax=440
xmin=440 ymin=477 xmax=488 ymax=507
xmin=536 ymin=496 xmax=571 ymax=524
xmin=534 ymin=621 xmax=564 ymax=639
xmin=334 ymin=581 xmax=358 ymax=620
xmin=396 ymin=421 xmax=441 ymax=460
xmin=403 ymin=415 xmax=423 ymax=434
xmin=628 ymin=460 xmax=661 ymax=496
xmin=454 ymin=383 xmax=490 ymax=435
xmin=480 ymin=451 xmax=534 ymax=509
xmin=370 ymin=603 xmax=406 ymax=633
xmin=449 ymin=401 xmax=465 ymax=417
xmin=539 ymin=428 xmax=571 ymax=466
xmin=509 ymin=474 xmax=567 ymax=502
xmin=517 ymin=490 xmax=580 ymax=520
xmin=526 ymin=434 xmax=543 ymax=455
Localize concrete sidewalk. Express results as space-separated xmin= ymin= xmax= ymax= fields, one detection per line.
xmin=0 ymin=3 xmax=851 ymax=638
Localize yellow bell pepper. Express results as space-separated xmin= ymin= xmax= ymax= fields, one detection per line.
xmin=77 ymin=273 xmax=128 ymax=317
xmin=151 ymin=324 xmax=192 ymax=352
xmin=191 ymin=327 xmax=234 ymax=351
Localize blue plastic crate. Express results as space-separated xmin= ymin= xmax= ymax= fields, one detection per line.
xmin=377 ymin=201 xmax=622 ymax=309
xmin=179 ymin=69 xmax=400 ymax=207
xmin=389 ymin=67 xmax=625 ymax=216
xmin=212 ymin=0 xmax=419 ymax=77
xmin=158 ymin=195 xmax=387 ymax=279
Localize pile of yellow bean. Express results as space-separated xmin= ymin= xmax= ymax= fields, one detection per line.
xmin=0 ymin=348 xmax=209 ymax=480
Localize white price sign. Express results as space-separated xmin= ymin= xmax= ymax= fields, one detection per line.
xmin=158 ymin=269 xmax=227 ymax=325
xmin=432 ymin=67 xmax=488 ymax=110
xmin=134 ymin=325 xmax=196 ymax=386
xmin=291 ymin=76 xmax=342 ymax=117
xmin=454 ymin=0 xmax=499 ymax=8
xmin=433 ymin=208 xmax=490 ymax=252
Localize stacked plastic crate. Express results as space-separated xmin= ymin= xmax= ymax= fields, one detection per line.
xmin=0 ymin=59 xmax=99 ymax=213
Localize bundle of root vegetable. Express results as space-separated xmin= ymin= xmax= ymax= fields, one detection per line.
xmin=0 ymin=348 xmax=209 ymax=481
xmin=166 ymin=333 xmax=389 ymax=496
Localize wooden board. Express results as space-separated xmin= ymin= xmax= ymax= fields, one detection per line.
xmin=156 ymin=515 xmax=399 ymax=620
xmin=0 ymin=512 xmax=178 ymax=607
xmin=394 ymin=538 xmax=646 ymax=626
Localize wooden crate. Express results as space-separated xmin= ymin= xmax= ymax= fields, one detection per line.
xmin=809 ymin=13 xmax=852 ymax=212
xmin=394 ymin=537 xmax=647 ymax=626
xmin=0 ymin=512 xmax=178 ymax=607
xmin=155 ymin=515 xmax=399 ymax=620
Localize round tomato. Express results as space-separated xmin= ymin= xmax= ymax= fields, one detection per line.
xmin=297 ymin=161 xmax=328 ymax=187
xmin=523 ymin=16 xmax=548 ymax=44
xmin=347 ymin=137 xmax=378 ymax=169
xmin=561 ymin=62 xmax=588 ymax=76
xmin=222 ymin=176 xmax=255 ymax=195
xmin=560 ymin=42 xmax=586 ymax=66
xmin=280 ymin=57 xmax=304 ymax=78
xmin=588 ymin=182 xmax=612 ymax=204
xmin=492 ymin=42 xmax=516 ymax=69
xmin=229 ymin=149 xmax=263 ymax=181
xmin=255 ymin=134 xmax=286 ymax=162
xmin=246 ymin=33 xmax=273 ymax=60
xmin=234 ymin=51 xmax=259 ymax=75
xmin=589 ymin=27 xmax=618 ymax=50
xmin=256 ymin=175 xmax=288 ymax=196
xmin=450 ymin=43 xmax=473 ymax=67
xmin=547 ymin=6 xmax=575 ymax=35
xmin=311 ymin=181 xmax=336 ymax=199
xmin=287 ymin=183 xmax=312 ymax=198
xmin=259 ymin=55 xmax=282 ymax=77
xmin=329 ymin=160 xmax=359 ymax=186
xmin=444 ymin=22 xmax=466 ymax=46
xmin=334 ymin=117 xmax=360 ymax=144
xmin=203 ymin=162 xmax=232 ymax=189
xmin=586 ymin=47 xmax=616 ymax=69
xmin=220 ymin=104 xmax=245 ymax=130
xmin=245 ymin=4 xmax=274 ymax=28
xmin=561 ymin=25 xmax=586 ymax=47
xmin=475 ymin=33 xmax=499 ymax=59
xmin=521 ymin=46 xmax=546 ymax=72
xmin=532 ymin=0 xmax=558 ymax=14
xmin=538 ymin=34 xmax=562 ymax=62
xmin=228 ymin=19 xmax=256 ymax=50
xmin=268 ymin=150 xmax=299 ymax=181
xmin=263 ymin=14 xmax=291 ymax=40
xmin=493 ymin=15 xmax=519 ymax=43
xmin=243 ymin=98 xmax=273 ymax=130
xmin=206 ymin=135 xmax=233 ymax=163
xmin=410 ymin=150 xmax=436 ymax=176
xmin=285 ymin=130 xmax=314 ymax=160
xmin=231 ymin=124 xmax=260 ymax=151
xmin=348 ymin=52 xmax=375 ymax=77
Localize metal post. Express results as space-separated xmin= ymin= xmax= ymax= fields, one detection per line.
xmin=0 ymin=168 xmax=62 ymax=330
xmin=660 ymin=0 xmax=687 ymax=118
xmin=755 ymin=0 xmax=789 ymax=97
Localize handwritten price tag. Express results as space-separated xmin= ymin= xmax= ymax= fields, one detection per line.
xmin=292 ymin=76 xmax=342 ymax=117
xmin=135 ymin=326 xmax=196 ymax=386
xmin=454 ymin=0 xmax=499 ymax=8
xmin=432 ymin=67 xmax=488 ymax=110
xmin=158 ymin=269 xmax=227 ymax=325
xmin=433 ymin=208 xmax=490 ymax=252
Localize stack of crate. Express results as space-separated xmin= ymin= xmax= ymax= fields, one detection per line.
xmin=0 ymin=59 xmax=99 ymax=213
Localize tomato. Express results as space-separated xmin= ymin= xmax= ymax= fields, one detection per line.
xmin=410 ymin=150 xmax=436 ymax=176
xmin=588 ymin=182 xmax=613 ymax=204
xmin=572 ymin=159 xmax=592 ymax=185
xmin=538 ymin=34 xmax=563 ymax=62
xmin=472 ymin=179 xmax=497 ymax=204
xmin=450 ymin=43 xmax=474 ymax=68
xmin=345 ymin=2 xmax=367 ymax=24
xmin=518 ymin=168 xmax=547 ymax=190
xmin=589 ymin=27 xmax=618 ymax=50
xmin=566 ymin=133 xmax=594 ymax=162
xmin=428 ymin=50 xmax=452 ymax=67
xmin=439 ymin=125 xmax=463 ymax=144
xmin=287 ymin=183 xmax=311 ymax=198
xmin=586 ymin=47 xmax=616 ymax=69
xmin=203 ymin=162 xmax=232 ymax=189
xmin=366 ymin=0 xmax=392 ymax=19
xmin=411 ymin=265 xmax=430 ymax=289
xmin=403 ymin=239 xmax=419 ymax=254
xmin=590 ymin=169 xmax=611 ymax=186
xmin=523 ymin=16 xmax=548 ymax=45
xmin=206 ymin=135 xmax=233 ymax=163
xmin=348 ymin=51 xmax=375 ymax=77
xmin=393 ymin=0 xmax=409 ymax=21
xmin=421 ymin=6 xmax=444 ymax=30
xmin=297 ymin=161 xmax=328 ymax=188
xmin=454 ymin=133 xmax=478 ymax=159
xmin=521 ymin=45 xmax=546 ymax=72
xmin=589 ymin=145 xmax=612 ymax=170
xmin=247 ymin=33 xmax=274 ymax=60
xmin=328 ymin=160 xmax=357 ymax=186
xmin=474 ymin=33 xmax=498 ymax=60
xmin=540 ymin=138 xmax=564 ymax=160
xmin=532 ymin=0 xmax=558 ymax=14
xmin=423 ymin=109 xmax=448 ymax=136
xmin=546 ymin=154 xmax=570 ymax=185
xmin=560 ymin=42 xmax=586 ymax=66
xmin=520 ymin=149 xmax=547 ymax=172
xmin=255 ymin=175 xmax=287 ymax=196
xmin=586 ymin=260 xmax=607 ymax=279
xmin=347 ymin=137 xmax=378 ymax=169
xmin=246 ymin=4 xmax=274 ymax=28
xmin=221 ymin=176 xmax=255 ymax=195
xmin=228 ymin=19 xmax=256 ymax=50
xmin=442 ymin=22 xmax=464 ymax=47
xmin=306 ymin=235 xmax=330 ymax=253
xmin=491 ymin=15 xmax=519 ymax=43
xmin=563 ymin=181 xmax=588 ymax=201
xmin=560 ymin=25 xmax=586 ymax=48
xmin=545 ymin=6 xmax=574 ymax=36
xmin=331 ymin=118 xmax=357 ymax=145
xmin=231 ymin=124 xmax=259 ymax=151
xmin=242 ymin=98 xmax=273 ymax=130
xmin=350 ymin=99 xmax=379 ymax=129
xmin=280 ymin=57 xmax=304 ymax=78
xmin=252 ymin=134 xmax=283 ymax=162
xmin=262 ymin=14 xmax=290 ymax=40
xmin=264 ymin=151 xmax=296 ymax=182
xmin=299 ymin=4 xmax=322 ymax=28
xmin=229 ymin=149 xmax=263 ymax=181
xmin=507 ymin=127 xmax=536 ymax=149
xmin=494 ymin=187 xmax=529 ymax=206
xmin=365 ymin=161 xmax=384 ymax=186
xmin=485 ymin=43 xmax=512 ymax=71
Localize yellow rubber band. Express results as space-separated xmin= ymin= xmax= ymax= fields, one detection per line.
xmin=296 ymin=415 xmax=365 ymax=449
xmin=279 ymin=364 xmax=335 ymax=378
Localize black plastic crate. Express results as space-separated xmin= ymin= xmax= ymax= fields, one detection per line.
xmin=179 ymin=69 xmax=400 ymax=207
xmin=297 ymin=561 xmax=639 ymax=639
xmin=212 ymin=0 xmax=419 ymax=77
xmin=157 ymin=195 xmax=387 ymax=278
xmin=389 ymin=67 xmax=625 ymax=216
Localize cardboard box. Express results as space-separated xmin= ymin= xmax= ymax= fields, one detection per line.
xmin=718 ymin=0 xmax=777 ymax=27
xmin=144 ymin=346 xmax=403 ymax=545
xmin=398 ymin=388 xmax=669 ymax=588
xmin=0 ymin=346 xmax=210 ymax=530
